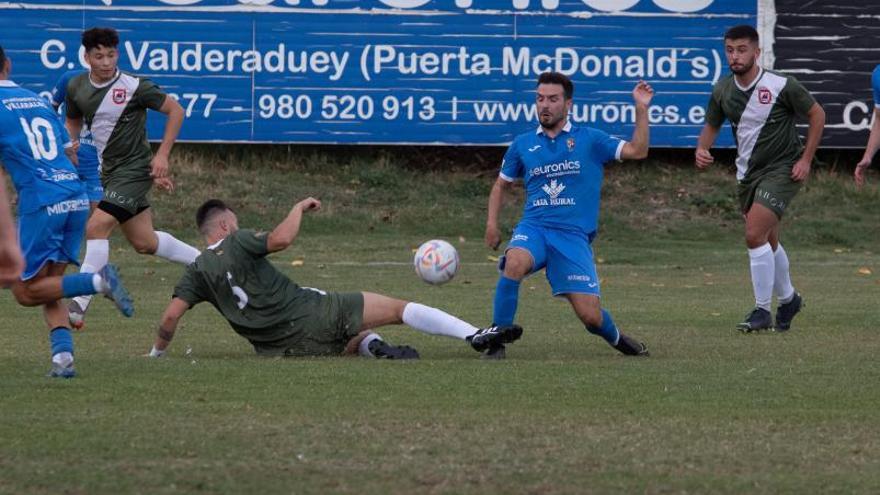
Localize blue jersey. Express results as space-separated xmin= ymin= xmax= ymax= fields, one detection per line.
xmin=500 ymin=122 xmax=624 ymax=236
xmin=50 ymin=70 xmax=100 ymax=170
xmin=0 ymin=80 xmax=85 ymax=214
xmin=873 ymin=65 xmax=880 ymax=109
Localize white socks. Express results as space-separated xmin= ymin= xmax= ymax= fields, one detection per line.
xmin=155 ymin=231 xmax=200 ymax=265
xmin=401 ymin=303 xmax=476 ymax=340
xmin=748 ymin=243 xmax=774 ymax=311
xmin=773 ymin=244 xmax=795 ymax=304
xmin=73 ymin=239 xmax=110 ymax=311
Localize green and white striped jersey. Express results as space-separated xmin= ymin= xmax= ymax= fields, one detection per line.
xmin=706 ymin=68 xmax=816 ymax=180
xmin=64 ymin=70 xmax=167 ymax=178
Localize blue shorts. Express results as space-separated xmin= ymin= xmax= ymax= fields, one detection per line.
xmin=78 ymin=159 xmax=103 ymax=203
xmin=503 ymin=222 xmax=600 ymax=296
xmin=18 ymin=196 xmax=89 ymax=281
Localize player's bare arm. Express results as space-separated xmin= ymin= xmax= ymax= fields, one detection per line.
xmin=856 ymin=107 xmax=880 ymax=186
xmin=64 ymin=116 xmax=83 ymax=158
xmin=64 ymin=142 xmax=78 ymax=166
xmin=0 ymin=179 xmax=24 ymax=287
xmin=620 ymin=80 xmax=653 ymax=160
xmin=485 ymin=177 xmax=513 ymax=250
xmin=148 ymin=297 xmax=191 ymax=356
xmin=266 ymin=197 xmax=322 ymax=253
xmin=695 ymin=124 xmax=721 ymax=169
xmin=150 ymin=96 xmax=185 ymax=180
xmin=790 ymin=102 xmax=824 ymax=182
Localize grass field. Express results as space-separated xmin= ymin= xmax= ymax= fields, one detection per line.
xmin=1 ymin=149 xmax=879 ymax=494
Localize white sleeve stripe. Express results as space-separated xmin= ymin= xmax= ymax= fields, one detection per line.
xmin=615 ymin=140 xmax=625 ymax=162
xmin=498 ymin=172 xmax=515 ymax=182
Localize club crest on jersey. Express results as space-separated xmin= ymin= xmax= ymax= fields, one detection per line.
xmin=112 ymin=88 xmax=127 ymax=104
xmin=757 ymin=87 xmax=772 ymax=104
xmin=566 ymin=137 xmax=576 ymax=152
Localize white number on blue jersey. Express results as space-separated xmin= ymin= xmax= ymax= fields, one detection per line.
xmin=19 ymin=117 xmax=58 ymax=161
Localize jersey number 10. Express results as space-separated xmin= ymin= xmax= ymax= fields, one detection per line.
xmin=19 ymin=117 xmax=59 ymax=161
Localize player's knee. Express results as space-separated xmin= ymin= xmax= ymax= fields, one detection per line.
xmin=86 ymin=220 xmax=113 ymax=239
xmin=502 ymin=254 xmax=531 ymax=279
xmin=744 ymin=230 xmax=769 ymax=249
xmin=11 ymin=285 xmax=39 ymax=307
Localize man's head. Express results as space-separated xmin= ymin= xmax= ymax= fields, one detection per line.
xmin=82 ymin=27 xmax=120 ymax=83
xmin=196 ymin=199 xmax=239 ymax=240
xmin=536 ymin=72 xmax=573 ymax=131
xmin=0 ymin=46 xmax=9 ymax=80
xmin=723 ymin=24 xmax=760 ymax=76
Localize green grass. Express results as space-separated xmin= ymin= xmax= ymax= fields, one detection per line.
xmin=1 ymin=149 xmax=880 ymax=494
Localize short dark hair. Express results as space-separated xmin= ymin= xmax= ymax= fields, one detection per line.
xmin=196 ymin=199 xmax=233 ymax=234
xmin=537 ymin=72 xmax=573 ymax=99
xmin=0 ymin=46 xmax=7 ymax=71
xmin=82 ymin=27 xmax=119 ymax=51
xmin=724 ymin=25 xmax=759 ymax=44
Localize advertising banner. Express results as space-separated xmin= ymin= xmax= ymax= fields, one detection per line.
xmin=1 ymin=0 xmax=752 ymax=145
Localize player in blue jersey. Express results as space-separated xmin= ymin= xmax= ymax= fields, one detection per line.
xmin=0 ymin=46 xmax=133 ymax=377
xmin=855 ymin=64 xmax=880 ymax=186
xmin=50 ymin=69 xmax=103 ymax=207
xmin=483 ymin=72 xmax=653 ymax=359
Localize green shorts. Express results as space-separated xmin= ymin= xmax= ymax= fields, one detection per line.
xmin=100 ymin=172 xmax=152 ymax=218
xmin=737 ymin=168 xmax=801 ymax=218
xmin=253 ymin=292 xmax=364 ymax=357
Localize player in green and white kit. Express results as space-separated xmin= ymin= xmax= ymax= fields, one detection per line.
xmin=64 ymin=28 xmax=200 ymax=329
xmin=695 ymin=25 xmax=825 ymax=333
xmin=146 ymin=198 xmax=522 ymax=359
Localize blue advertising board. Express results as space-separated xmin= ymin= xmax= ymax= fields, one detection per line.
xmin=0 ymin=0 xmax=751 ymax=145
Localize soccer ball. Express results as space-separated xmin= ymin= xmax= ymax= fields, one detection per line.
xmin=413 ymin=239 xmax=460 ymax=285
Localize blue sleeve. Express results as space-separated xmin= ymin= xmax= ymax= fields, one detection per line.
xmin=50 ymin=72 xmax=73 ymax=108
xmin=56 ymin=118 xmax=72 ymax=147
xmin=590 ymin=128 xmax=624 ymax=165
xmin=872 ymin=65 xmax=880 ymax=109
xmin=499 ymin=140 xmax=524 ymax=181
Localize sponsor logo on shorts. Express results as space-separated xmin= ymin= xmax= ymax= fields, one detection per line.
xmin=105 ymin=190 xmax=137 ymax=207
xmin=756 ymin=188 xmax=786 ymax=211
xmin=51 ymin=170 xmax=79 ymax=182
xmin=512 ymin=234 xmax=529 ymax=242
xmin=46 ymin=198 xmax=89 ymax=215
xmin=567 ymin=274 xmax=592 ymax=282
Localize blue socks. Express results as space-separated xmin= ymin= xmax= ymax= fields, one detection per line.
xmin=492 ymin=276 xmax=521 ymax=326
xmin=587 ymin=309 xmax=621 ymax=346
xmin=61 ymin=273 xmax=97 ymax=298
xmin=49 ymin=327 xmax=74 ymax=356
